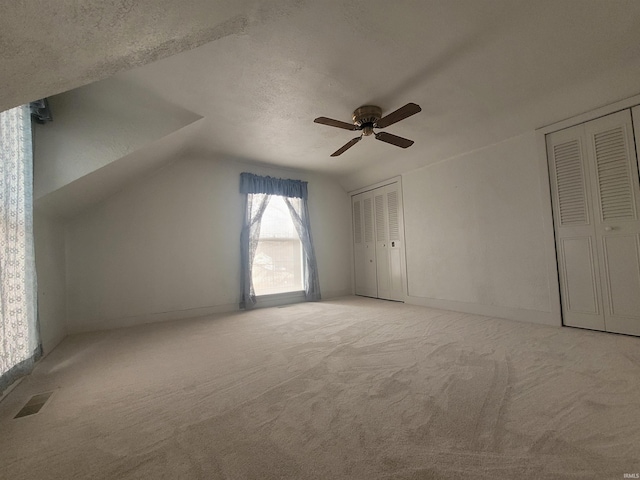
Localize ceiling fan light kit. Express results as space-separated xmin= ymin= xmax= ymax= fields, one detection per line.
xmin=314 ymin=103 xmax=421 ymax=156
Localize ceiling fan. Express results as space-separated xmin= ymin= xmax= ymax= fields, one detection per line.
xmin=314 ymin=103 xmax=421 ymax=156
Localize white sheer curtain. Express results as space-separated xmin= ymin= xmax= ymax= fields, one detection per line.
xmin=239 ymin=193 xmax=272 ymax=309
xmin=0 ymin=105 xmax=39 ymax=394
xmin=284 ymin=197 xmax=320 ymax=301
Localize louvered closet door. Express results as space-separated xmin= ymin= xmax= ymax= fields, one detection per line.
xmin=548 ymin=109 xmax=640 ymax=335
xmin=586 ymin=109 xmax=640 ymax=336
xmin=547 ymin=125 xmax=605 ymax=330
xmin=375 ymin=183 xmax=404 ymax=301
xmin=353 ymin=191 xmax=378 ymax=297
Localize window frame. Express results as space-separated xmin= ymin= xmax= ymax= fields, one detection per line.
xmin=252 ymin=194 xmax=305 ymax=300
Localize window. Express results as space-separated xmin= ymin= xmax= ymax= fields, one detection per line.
xmin=252 ymin=196 xmax=303 ymax=295
xmin=239 ymin=172 xmax=320 ymax=309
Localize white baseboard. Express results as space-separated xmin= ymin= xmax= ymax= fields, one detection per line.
xmin=42 ymin=332 xmax=67 ymax=356
xmin=255 ymin=291 xmax=306 ymax=309
xmin=254 ymin=288 xmax=353 ymax=309
xmin=68 ymin=303 xmax=239 ymax=333
xmin=405 ymin=295 xmax=561 ymax=327
xmin=66 ymin=291 xmax=354 ymax=333
xmin=0 ymin=376 xmax=24 ymax=404
xmin=321 ymin=289 xmax=353 ymax=300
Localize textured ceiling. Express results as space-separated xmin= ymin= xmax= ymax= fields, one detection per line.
xmin=0 ymin=0 xmax=298 ymax=111
xmin=5 ymin=1 xmax=640 ymax=193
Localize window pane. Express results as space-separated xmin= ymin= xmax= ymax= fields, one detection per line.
xmin=252 ymin=196 xmax=303 ymax=295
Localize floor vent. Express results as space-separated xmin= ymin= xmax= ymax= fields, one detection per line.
xmin=14 ymin=392 xmax=53 ymax=419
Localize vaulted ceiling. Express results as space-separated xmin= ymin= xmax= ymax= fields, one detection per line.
xmin=4 ymin=0 xmax=640 ymax=198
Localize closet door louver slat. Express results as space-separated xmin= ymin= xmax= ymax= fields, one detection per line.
xmin=363 ymin=197 xmax=373 ymax=243
xmin=387 ymin=190 xmax=400 ymax=241
xmin=353 ymin=200 xmax=362 ymax=244
xmin=375 ymin=194 xmax=386 ymax=242
xmin=554 ymin=140 xmax=588 ymax=226
xmin=593 ymin=127 xmax=636 ymax=221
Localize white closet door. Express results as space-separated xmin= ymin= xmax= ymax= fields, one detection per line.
xmin=588 ymin=109 xmax=640 ymax=335
xmin=374 ymin=190 xmax=392 ymax=298
xmin=548 ymin=109 xmax=640 ymax=335
xmin=353 ymin=194 xmax=366 ymax=295
xmin=547 ymin=125 xmax=604 ymax=330
xmin=375 ymin=183 xmax=405 ymax=301
xmin=352 ymin=181 xmax=406 ymax=301
xmin=353 ymin=191 xmax=377 ymax=297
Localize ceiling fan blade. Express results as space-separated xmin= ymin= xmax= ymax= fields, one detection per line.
xmin=331 ymin=136 xmax=362 ymax=157
xmin=314 ymin=117 xmax=358 ymax=131
xmin=375 ymin=131 xmax=414 ymax=149
xmin=375 ymin=103 xmax=421 ymax=129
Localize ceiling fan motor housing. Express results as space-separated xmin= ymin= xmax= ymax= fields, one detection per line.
xmin=353 ymin=105 xmax=382 ymax=136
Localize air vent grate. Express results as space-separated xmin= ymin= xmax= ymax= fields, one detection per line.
xmin=14 ymin=392 xmax=53 ymax=419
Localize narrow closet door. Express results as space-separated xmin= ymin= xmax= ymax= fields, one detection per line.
xmin=353 ymin=191 xmax=377 ymax=297
xmin=375 ymin=183 xmax=404 ymax=301
xmin=374 ymin=189 xmax=392 ymax=299
xmin=547 ymin=125 xmax=605 ymax=330
xmin=587 ymin=109 xmax=640 ymax=335
xmin=353 ymin=193 xmax=366 ymax=295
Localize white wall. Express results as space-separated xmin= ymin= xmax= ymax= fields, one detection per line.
xmin=401 ymin=132 xmax=561 ymax=325
xmin=33 ymin=77 xmax=200 ymax=199
xmin=34 ymin=211 xmax=67 ymax=353
xmin=65 ymin=155 xmax=352 ymax=332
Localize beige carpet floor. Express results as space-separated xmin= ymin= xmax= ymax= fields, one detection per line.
xmin=1 ymin=296 xmax=640 ymax=479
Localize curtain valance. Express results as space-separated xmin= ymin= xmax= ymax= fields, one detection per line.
xmin=240 ymin=172 xmax=308 ymax=199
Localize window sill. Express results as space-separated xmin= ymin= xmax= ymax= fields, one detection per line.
xmin=255 ymin=290 xmax=305 ymax=309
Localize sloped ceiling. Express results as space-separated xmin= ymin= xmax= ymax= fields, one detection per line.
xmin=5 ymin=0 xmax=640 ymax=198
xmin=0 ymin=0 xmax=297 ymax=112
xmin=34 ymin=120 xmax=202 ymax=219
xmin=34 ymin=77 xmax=202 ymax=199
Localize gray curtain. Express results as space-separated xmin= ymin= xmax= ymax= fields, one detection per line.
xmin=1 ymin=105 xmax=40 ymax=394
xmin=239 ymin=173 xmax=321 ymax=308
xmin=239 ymin=193 xmax=271 ymax=309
